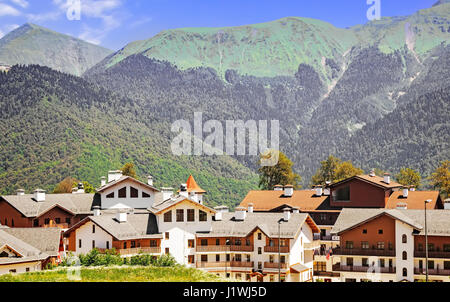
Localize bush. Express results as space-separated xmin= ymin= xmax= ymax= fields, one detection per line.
xmin=77 ymin=249 xmax=123 ymax=267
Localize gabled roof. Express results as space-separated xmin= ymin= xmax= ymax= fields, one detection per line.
xmin=97 ymin=176 xmax=160 ymax=193
xmin=330 ymin=175 xmax=402 ymax=190
xmin=186 ymin=175 xmax=206 ymax=194
xmin=196 ymin=212 xmax=319 ymax=238
xmin=290 ymin=263 xmax=309 ymax=273
xmin=2 ymin=228 xmax=61 ymax=257
xmin=150 ymin=195 xmax=216 ymax=214
xmin=239 ymin=190 xmax=333 ymax=212
xmin=64 ymin=213 xmax=162 ymax=241
xmin=386 ymin=191 xmax=442 ymax=210
xmin=0 ymin=193 xmax=100 ymax=218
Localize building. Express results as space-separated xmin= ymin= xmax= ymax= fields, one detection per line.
xmin=0 ymin=227 xmax=62 ymax=275
xmin=330 ymin=208 xmax=450 ymax=282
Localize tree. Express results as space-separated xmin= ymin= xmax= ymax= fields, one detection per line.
xmin=258 ymin=151 xmax=302 ymax=190
xmin=81 ymin=181 xmax=96 ymax=193
xmin=312 ymin=155 xmax=363 ymax=185
xmin=121 ymin=163 xmax=137 ymax=178
xmin=395 ymin=168 xmax=421 ymax=188
xmin=430 ymin=161 xmax=450 ymax=198
xmin=53 ymin=177 xmax=78 ymax=194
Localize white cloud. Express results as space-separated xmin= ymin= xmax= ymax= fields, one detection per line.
xmin=5 ymin=24 xmax=20 ymax=32
xmin=0 ymin=3 xmax=21 ymax=16
xmin=27 ymin=11 xmax=61 ymax=22
xmin=129 ymin=16 xmax=152 ymax=29
xmin=10 ymin=0 xmax=29 ymax=9
xmin=0 ymin=30 xmax=4 ymax=39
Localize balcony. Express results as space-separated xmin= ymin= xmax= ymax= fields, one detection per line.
xmin=414 ymin=268 xmax=450 ymax=276
xmin=196 ymin=261 xmax=254 ymax=268
xmin=196 ymin=245 xmax=254 ymax=253
xmin=333 ymin=248 xmax=395 ymax=257
xmin=264 ymin=262 xmax=287 ymax=270
xmin=332 ymin=264 xmax=396 ymax=274
xmin=414 ymin=251 xmax=450 ymax=259
xmin=313 ymin=271 xmax=341 ymax=277
xmin=43 ymin=223 xmax=69 ymax=229
xmin=304 ymin=241 xmax=321 ymax=250
xmin=313 ymin=235 xmax=339 ymax=241
xmin=98 ymin=247 xmax=161 ymax=255
xmin=264 ymin=246 xmax=290 ymax=253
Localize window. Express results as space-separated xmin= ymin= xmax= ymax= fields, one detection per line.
xmin=258 ymin=247 xmax=262 ymax=255
xmin=236 ymin=273 xmax=242 ymax=280
xmin=280 ymin=239 xmax=286 ymax=247
xmin=165 ymin=232 xmax=170 ymax=240
xmin=44 ymin=218 xmax=50 ymax=225
xmin=150 ymin=240 xmax=157 ymax=247
xmin=418 ymin=243 xmax=423 ymax=251
xmin=188 ymin=255 xmax=195 ymax=264
xmin=388 ymin=242 xmax=394 ymax=250
xmin=118 ymin=187 xmax=127 ymax=198
xmin=280 ymin=256 xmax=286 ymax=263
xmin=216 ymin=254 xmax=220 ymax=262
xmin=314 ymin=261 xmax=327 ymax=272
xmin=378 ymin=229 xmax=383 ymax=234
xmin=269 ymin=239 xmax=274 ymax=247
xmin=92 ymin=240 xmax=95 ymax=249
xmin=403 ymin=268 xmax=407 ymax=277
xmin=188 ymin=240 xmax=195 ymax=248
xmin=187 ymin=209 xmax=195 ymax=222
xmin=402 ymin=251 xmax=407 ymax=260
xmin=346 ymin=241 xmax=354 ymax=249
xmin=377 ymin=242 xmax=385 ymax=250
xmin=226 ymin=254 xmax=230 ymax=262
xmin=270 ymin=275 xmax=274 ymax=282
xmin=362 ymin=229 xmax=367 ymax=234
xmin=246 ymin=239 xmax=251 ymax=246
xmin=66 ymin=218 xmax=71 ymax=225
xmin=269 ymin=255 xmax=274 ymax=263
xmin=106 ymin=192 xmax=114 ymax=199
xmin=258 ymin=262 xmax=262 ymax=270
xmin=33 ymin=219 xmax=39 ymax=227
xmin=130 ymin=187 xmax=139 ymax=198
xmin=10 ymin=219 xmax=14 ymax=227
xmin=428 ymin=260 xmax=434 ymax=269
xmin=216 ymin=239 xmax=220 ymax=246
xmin=379 ymin=259 xmax=385 ymax=268
xmin=362 ymin=258 xmax=369 ymax=267
xmin=92 ymin=225 xmax=95 ymax=233
xmin=106 ymin=241 xmax=110 ymax=249
xmin=346 ymin=258 xmax=353 ymax=266
xmin=4 ymin=219 xmax=7 ymax=226
xmin=335 ymin=186 xmax=350 ymax=201
xmin=201 ymin=255 xmax=207 ymax=262
xmin=164 ymin=211 xmax=172 ymax=222
xmin=419 ymin=260 xmax=423 ymax=269
xmin=201 ymin=239 xmax=208 ymax=246
xmin=176 ymin=209 xmax=184 ymax=222
xmin=131 ymin=241 xmax=136 ymax=248
xmin=428 ymin=243 xmax=435 ymax=251
xmin=444 ymin=244 xmax=450 ymax=252
xmin=9 ymin=269 xmax=16 ymax=274
xmin=258 ymin=233 xmax=262 ymax=240
xmin=26 ymin=268 xmax=30 ymax=272
xmin=402 ymin=234 xmax=407 ymax=244
xmin=235 ymin=239 xmax=242 ymax=246
xmin=78 ymin=239 xmax=82 ymax=248
xmin=123 ymin=242 xmax=127 ymax=249
xmin=246 ymin=255 xmax=250 ymax=262
xmin=165 ymin=248 xmax=170 ymax=255
xmin=142 ymin=192 xmax=151 ymax=198
xmin=235 ymin=254 xmax=241 ymax=262
xmin=444 ymin=261 xmax=450 ymax=270
xmin=199 ymin=210 xmax=207 ymax=222
xmin=361 ymin=241 xmax=369 ymax=249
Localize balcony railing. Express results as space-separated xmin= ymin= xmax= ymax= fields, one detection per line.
xmin=264 ymin=262 xmax=287 ymax=269
xmin=43 ymin=223 xmax=69 ymax=229
xmin=196 ymin=261 xmax=254 ymax=268
xmin=414 ymin=268 xmax=450 ymax=276
xmin=313 ymin=235 xmax=339 ymax=241
xmin=332 ymin=264 xmax=396 ymax=274
xmin=98 ymin=247 xmax=161 ymax=255
xmin=313 ymin=271 xmax=341 ymax=277
xmin=414 ymin=251 xmax=450 ymax=259
xmin=333 ymin=248 xmax=395 ymax=257
xmin=196 ymin=245 xmax=254 ymax=253
xmin=264 ymin=246 xmax=290 ymax=253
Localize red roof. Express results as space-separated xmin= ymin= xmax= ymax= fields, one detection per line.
xmin=386 ymin=191 xmax=442 ymax=210
xmin=186 ymin=175 xmax=206 ymax=194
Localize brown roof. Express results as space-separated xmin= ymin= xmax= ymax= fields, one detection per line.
xmin=239 ymin=190 xmax=334 ymax=212
xmin=186 ymin=175 xmax=206 ymax=194
xmin=331 ymin=175 xmax=403 ymax=190
xmin=386 ymin=191 xmax=442 ymax=210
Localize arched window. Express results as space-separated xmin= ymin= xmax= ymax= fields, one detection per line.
xmin=403 ymin=268 xmax=407 ymax=277
xmin=402 ymin=251 xmax=407 ymax=260
xmin=402 ymin=234 xmax=407 ymax=244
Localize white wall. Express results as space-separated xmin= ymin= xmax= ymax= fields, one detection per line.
xmin=0 ymin=261 xmax=42 ymax=275
xmin=101 ymin=179 xmax=156 ymax=209
xmin=395 ymin=220 xmax=414 ymax=282
xmin=74 ymin=221 xmax=113 ymax=255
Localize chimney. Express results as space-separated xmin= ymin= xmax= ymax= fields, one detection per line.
xmin=214 ymin=205 xmax=229 ymax=221
xmin=234 ymin=207 xmax=247 ymax=221
xmin=323 ymin=181 xmax=331 ymax=196
xmin=402 ymin=187 xmax=409 ymax=198
xmin=396 ymin=202 xmax=408 ymax=210
xmin=284 ymin=185 xmax=294 ymax=197
xmin=148 ymin=175 xmax=153 ymax=186
xmin=100 ymin=176 xmax=106 ymax=187
xmin=180 ymin=184 xmax=188 ymax=198
xmin=116 ymin=211 xmax=127 ymax=223
xmin=283 ymin=207 xmax=291 ymax=222
xmin=383 ymin=173 xmax=391 ymax=184
xmin=315 ymin=185 xmax=323 ymax=197
xmin=444 ymin=199 xmax=450 ymax=210
xmin=108 ymin=170 xmax=123 ymax=183
xmin=17 ymin=189 xmax=25 ymax=196
xmin=161 ymin=187 xmax=174 ymax=201
xmin=274 ymin=185 xmax=283 ymax=191
xmin=93 ymin=206 xmax=101 ymax=217
xmin=34 ymin=189 xmax=45 ymax=202
xmin=369 ymin=169 xmax=376 ymax=177
xmin=292 ymin=207 xmax=300 ymax=214
xmin=248 ymin=203 xmax=254 ymax=213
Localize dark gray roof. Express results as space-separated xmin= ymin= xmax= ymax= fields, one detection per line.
xmin=0 ymin=193 xmax=99 ymax=217
xmin=331 ymin=209 xmax=450 ymax=236
xmin=3 ymin=228 xmax=61 ymax=257
xmin=66 ymin=213 xmax=162 ymax=241
xmin=197 ymin=212 xmax=314 ymax=239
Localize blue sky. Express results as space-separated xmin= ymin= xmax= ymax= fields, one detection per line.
xmin=0 ymin=0 xmax=440 ymax=50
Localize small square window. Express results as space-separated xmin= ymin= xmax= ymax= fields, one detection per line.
xmin=362 ymin=229 xmax=367 ymax=234
xmin=378 ymin=229 xmax=383 ymax=234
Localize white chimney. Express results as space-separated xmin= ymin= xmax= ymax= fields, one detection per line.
xmin=17 ymin=189 xmax=25 ymax=196
xmin=34 ymin=189 xmax=45 ymax=202
xmin=283 ymin=208 xmax=291 ymax=222
xmin=248 ymin=203 xmax=254 ymax=213
xmin=315 ymin=185 xmax=323 ymax=197
xmin=108 ymin=170 xmax=123 ymax=183
xmin=93 ymin=206 xmax=101 ymax=217
xmin=148 ymin=175 xmax=153 ymax=186
xmin=274 ymin=185 xmax=283 ymax=191
xmin=284 ymin=185 xmax=294 ymax=197
xmin=161 ymin=188 xmax=174 ymax=201
xmin=384 ymin=173 xmax=391 ymax=184
xmin=396 ymin=202 xmax=407 ymax=210
xmin=444 ymin=199 xmax=450 ymax=210
xmin=293 ymin=207 xmax=300 ymax=214
xmin=116 ymin=211 xmax=127 ymax=223
xmin=100 ymin=176 xmax=106 ymax=187
xmin=402 ymin=187 xmax=409 ymax=198
xmin=180 ymin=184 xmax=188 ymax=198
xmin=234 ymin=207 xmax=247 ymax=221
xmin=214 ymin=206 xmax=229 ymax=221
xmin=369 ymin=169 xmax=376 ymax=177
xmin=324 ymin=181 xmax=331 ymax=196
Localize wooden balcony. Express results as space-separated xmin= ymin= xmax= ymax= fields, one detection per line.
xmin=196 ymin=245 xmax=254 ymax=253
xmin=264 ymin=246 xmax=290 ymax=253
xmin=414 ymin=251 xmax=450 ymax=259
xmin=196 ymin=261 xmax=254 ymax=268
xmin=414 ymin=268 xmax=450 ymax=276
xmin=332 ymin=264 xmax=396 ymax=274
xmin=98 ymin=247 xmax=161 ymax=255
xmin=313 ymin=271 xmax=341 ymax=277
xmin=333 ymin=248 xmax=395 ymax=257
xmin=43 ymin=223 xmax=69 ymax=229
xmin=264 ymin=262 xmax=287 ymax=269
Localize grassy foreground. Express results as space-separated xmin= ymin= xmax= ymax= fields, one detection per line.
xmin=0 ymin=266 xmax=227 ymax=282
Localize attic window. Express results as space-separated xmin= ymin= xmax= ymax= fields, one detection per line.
xmin=142 ymin=192 xmax=151 ymax=198
xmin=130 ymin=187 xmax=138 ymax=198
xmin=199 ymin=210 xmax=207 ymax=222
xmin=335 ymin=186 xmax=350 ymax=201
xmin=118 ymin=187 xmax=127 ymax=198
xmin=106 ymin=192 xmax=114 ymax=199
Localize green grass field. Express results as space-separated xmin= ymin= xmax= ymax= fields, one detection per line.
xmin=0 ymin=266 xmax=227 ymax=282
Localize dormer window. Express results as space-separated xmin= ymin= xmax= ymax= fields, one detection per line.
xmin=130 ymin=187 xmax=138 ymax=198
xmin=118 ymin=187 xmax=127 ymax=198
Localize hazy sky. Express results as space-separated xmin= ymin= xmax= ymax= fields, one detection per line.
xmin=0 ymin=0 xmax=440 ymax=50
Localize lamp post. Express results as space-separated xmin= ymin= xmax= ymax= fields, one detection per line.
xmin=225 ymin=238 xmax=230 ymax=278
xmin=278 ymin=218 xmax=285 ymax=283
xmin=425 ymin=199 xmax=431 ymax=282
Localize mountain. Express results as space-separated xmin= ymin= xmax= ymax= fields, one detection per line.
xmin=85 ymin=3 xmax=450 ymax=186
xmin=0 ymin=23 xmax=112 ymax=76
xmin=0 ymin=65 xmax=258 ymax=208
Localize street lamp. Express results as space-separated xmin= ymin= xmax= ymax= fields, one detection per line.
xmin=278 ymin=218 xmax=285 ymax=283
xmin=425 ymin=199 xmax=432 ymax=282
xmin=225 ymin=238 xmax=230 ymax=278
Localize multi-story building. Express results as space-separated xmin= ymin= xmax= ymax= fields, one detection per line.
xmin=330 ymin=208 xmax=450 ymax=282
